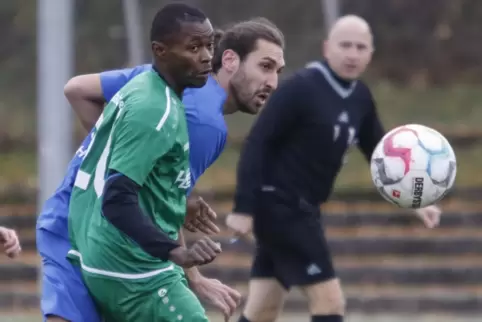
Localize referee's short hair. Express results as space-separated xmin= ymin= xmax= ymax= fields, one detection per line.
xmin=212 ymin=18 xmax=285 ymax=73
xmin=150 ymin=3 xmax=207 ymax=43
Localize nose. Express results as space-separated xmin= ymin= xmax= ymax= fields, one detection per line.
xmin=346 ymin=47 xmax=360 ymax=61
xmin=199 ymin=47 xmax=212 ymax=64
xmin=265 ymin=73 xmax=279 ymax=91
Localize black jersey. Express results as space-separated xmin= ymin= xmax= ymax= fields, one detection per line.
xmin=233 ymin=61 xmax=385 ymax=214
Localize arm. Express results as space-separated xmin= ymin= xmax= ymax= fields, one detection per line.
xmin=179 ymin=229 xmax=202 ymax=282
xmin=103 ymin=173 xmax=221 ymax=264
xmin=64 ymin=74 xmax=104 ymax=132
xmin=64 ymin=65 xmax=150 ymax=132
xmin=179 ymin=229 xmax=242 ymax=319
xmin=101 ymin=102 xmax=181 ymax=260
xmin=357 ymin=92 xmax=385 ymax=162
xmin=233 ymin=73 xmax=307 ymax=215
xmin=102 ymin=172 xmax=180 ymax=260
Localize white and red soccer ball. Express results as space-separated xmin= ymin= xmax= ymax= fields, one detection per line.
xmin=370 ymin=124 xmax=457 ymax=209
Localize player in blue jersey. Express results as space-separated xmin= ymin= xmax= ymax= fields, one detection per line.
xmin=36 ymin=17 xmax=285 ymax=322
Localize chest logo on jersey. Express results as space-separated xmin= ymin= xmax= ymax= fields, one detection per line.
xmin=338 ymin=111 xmax=349 ymax=124
xmin=75 ymin=132 xmax=95 ymax=159
xmin=175 ymin=169 xmax=191 ymax=190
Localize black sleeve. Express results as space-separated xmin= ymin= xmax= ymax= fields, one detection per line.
xmin=358 ymin=90 xmax=385 ymax=162
xmin=233 ymin=73 xmax=308 ymax=215
xmin=101 ymin=170 xmax=180 ymax=261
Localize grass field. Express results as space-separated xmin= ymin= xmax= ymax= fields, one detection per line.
xmin=2 ymin=312 xmax=481 ymax=322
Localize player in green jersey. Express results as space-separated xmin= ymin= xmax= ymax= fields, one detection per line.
xmin=67 ymin=4 xmax=225 ymax=321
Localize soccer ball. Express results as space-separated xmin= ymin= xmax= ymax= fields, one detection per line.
xmin=370 ymin=124 xmax=457 ymax=209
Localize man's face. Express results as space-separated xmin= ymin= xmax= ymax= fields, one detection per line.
xmin=324 ymin=25 xmax=373 ymax=80
xmin=165 ymin=19 xmax=214 ymax=88
xmin=230 ymin=39 xmax=285 ymax=114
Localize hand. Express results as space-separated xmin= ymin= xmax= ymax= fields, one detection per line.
xmin=0 ymin=227 xmax=21 ymax=258
xmin=225 ymin=213 xmax=252 ymax=237
xmin=190 ymin=276 xmax=242 ymax=321
xmin=415 ymin=205 xmax=441 ymax=228
xmin=184 ymin=196 xmax=220 ymax=235
xmin=168 ymin=237 xmax=221 ymax=268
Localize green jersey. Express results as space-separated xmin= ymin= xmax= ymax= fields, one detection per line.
xmin=67 ymin=70 xmax=190 ymax=278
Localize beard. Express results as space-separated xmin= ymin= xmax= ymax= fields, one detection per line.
xmin=228 ymin=70 xmax=257 ymax=115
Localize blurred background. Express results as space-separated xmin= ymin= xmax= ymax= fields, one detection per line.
xmin=1 ymin=0 xmax=482 ymax=321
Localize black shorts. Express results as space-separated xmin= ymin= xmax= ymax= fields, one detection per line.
xmin=250 ymin=188 xmax=336 ymax=289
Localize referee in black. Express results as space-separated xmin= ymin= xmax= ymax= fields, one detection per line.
xmin=226 ymin=15 xmax=442 ymax=322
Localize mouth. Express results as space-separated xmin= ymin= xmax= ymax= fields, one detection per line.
xmin=257 ymin=92 xmax=269 ymax=101
xmin=344 ymin=63 xmax=358 ymax=71
xmin=197 ymin=69 xmax=212 ymax=77
xmin=255 ymin=92 xmax=271 ymax=106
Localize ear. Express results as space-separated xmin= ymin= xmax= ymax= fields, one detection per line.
xmin=221 ymin=49 xmax=240 ymax=74
xmin=152 ymin=41 xmax=167 ymax=60
xmin=322 ymin=40 xmax=328 ymax=58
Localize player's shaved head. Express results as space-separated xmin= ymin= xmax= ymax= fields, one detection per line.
xmin=323 ymin=15 xmax=374 ymax=80
xmin=327 ymin=15 xmax=373 ymax=45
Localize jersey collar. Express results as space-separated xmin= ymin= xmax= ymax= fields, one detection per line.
xmin=306 ymin=61 xmax=358 ymax=99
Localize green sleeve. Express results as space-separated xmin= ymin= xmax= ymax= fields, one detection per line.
xmin=108 ymin=95 xmax=179 ymax=185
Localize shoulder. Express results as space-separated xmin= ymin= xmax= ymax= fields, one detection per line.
xmin=182 ymin=78 xmax=226 ymax=125
xmin=123 ymin=72 xmax=175 ymax=106
xmin=353 ymin=80 xmax=377 ymax=111
xmin=354 ymin=80 xmax=374 ymax=99
xmin=267 ymin=68 xmax=316 ymax=109
xmin=118 ymin=79 xmax=182 ymax=131
xmin=276 ymin=66 xmax=322 ymax=99
xmin=281 ymin=68 xmax=313 ymax=87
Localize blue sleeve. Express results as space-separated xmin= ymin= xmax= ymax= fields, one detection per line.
xmin=100 ymin=64 xmax=151 ymax=102
xmin=186 ymin=123 xmax=227 ymax=195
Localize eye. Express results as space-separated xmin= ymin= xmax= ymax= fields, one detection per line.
xmin=260 ymin=63 xmax=272 ymax=71
xmin=206 ymin=42 xmax=214 ymax=54
xmin=340 ymin=41 xmax=352 ymax=49
xmin=357 ymin=44 xmax=367 ymax=51
xmin=190 ymin=46 xmax=200 ymax=53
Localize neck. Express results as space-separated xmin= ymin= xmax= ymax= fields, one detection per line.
xmin=213 ymin=70 xmax=237 ymax=115
xmin=322 ymin=60 xmax=353 ymax=89
xmin=153 ymin=63 xmax=183 ymax=99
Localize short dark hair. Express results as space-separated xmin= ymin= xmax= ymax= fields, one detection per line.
xmin=150 ymin=3 xmax=207 ymax=43
xmin=212 ymin=18 xmax=285 ymax=73
xmin=213 ymin=28 xmax=225 ymax=53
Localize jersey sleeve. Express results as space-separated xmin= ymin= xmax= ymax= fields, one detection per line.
xmin=186 ymin=123 xmax=227 ymax=195
xmin=358 ymin=89 xmax=386 ymax=161
xmin=108 ymin=94 xmax=178 ymax=186
xmin=100 ymin=65 xmax=150 ymax=102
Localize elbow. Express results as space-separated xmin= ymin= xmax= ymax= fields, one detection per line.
xmin=64 ymin=74 xmax=103 ymax=104
xmin=64 ymin=76 xmax=84 ymax=102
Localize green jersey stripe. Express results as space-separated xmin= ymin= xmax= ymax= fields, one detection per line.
xmin=156 ymin=86 xmax=172 ymax=131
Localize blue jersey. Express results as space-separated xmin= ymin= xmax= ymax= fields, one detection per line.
xmin=37 ymin=64 xmax=227 ymax=237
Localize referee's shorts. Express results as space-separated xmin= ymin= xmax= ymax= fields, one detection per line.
xmin=250 ymin=186 xmax=336 ymax=289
